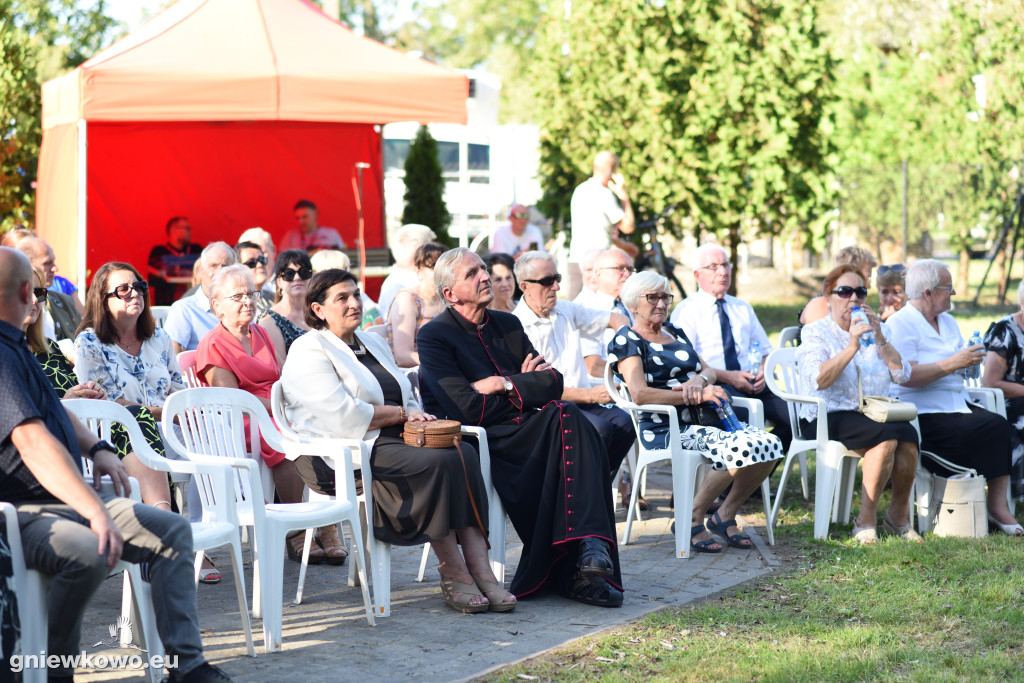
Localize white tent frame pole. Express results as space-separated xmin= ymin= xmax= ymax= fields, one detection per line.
xmin=76 ymin=119 xmax=87 ymax=295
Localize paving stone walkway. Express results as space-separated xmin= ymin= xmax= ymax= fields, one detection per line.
xmin=74 ymin=464 xmax=779 ymax=682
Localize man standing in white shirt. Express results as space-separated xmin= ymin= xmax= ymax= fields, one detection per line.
xmin=575 ymin=248 xmax=635 ymax=379
xmin=512 ymin=252 xmax=633 ymax=478
xmin=567 ymin=151 xmax=636 ymax=298
xmin=378 ymin=223 xmax=435 ymax=318
xmin=280 ymin=199 xmax=346 ymax=253
xmin=490 ymin=204 xmax=546 ymax=259
xmin=670 ymin=243 xmax=792 ymax=450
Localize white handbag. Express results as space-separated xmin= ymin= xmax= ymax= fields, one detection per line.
xmin=918 ymin=450 xmax=988 ymax=538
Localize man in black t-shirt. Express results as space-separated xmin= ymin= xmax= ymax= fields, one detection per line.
xmin=148 ymin=216 xmax=203 ymax=305
xmin=0 ymin=248 xmax=231 ymax=683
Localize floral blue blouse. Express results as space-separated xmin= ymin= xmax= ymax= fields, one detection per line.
xmin=73 ymin=327 xmax=185 ymax=406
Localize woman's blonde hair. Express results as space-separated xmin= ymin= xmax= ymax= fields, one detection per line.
xmin=25 ymin=267 xmax=48 ymax=354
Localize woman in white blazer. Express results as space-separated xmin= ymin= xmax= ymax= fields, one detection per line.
xmin=281 ymin=269 xmax=516 ymax=614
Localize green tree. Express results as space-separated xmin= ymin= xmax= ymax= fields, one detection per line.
xmin=532 ymin=0 xmax=836 ymax=282
xmin=401 ymin=125 xmax=452 ymax=245
xmin=0 ymin=0 xmax=121 ymax=229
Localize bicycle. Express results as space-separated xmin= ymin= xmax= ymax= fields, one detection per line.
xmin=633 ymin=204 xmax=687 ymax=300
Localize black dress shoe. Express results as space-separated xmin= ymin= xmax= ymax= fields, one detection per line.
xmin=163 ymin=663 xmax=233 ymax=683
xmin=557 ymin=571 xmax=624 ymax=608
xmin=577 ymin=537 xmax=613 ymax=577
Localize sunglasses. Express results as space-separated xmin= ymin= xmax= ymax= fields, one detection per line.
xmin=877 ymin=264 xmax=905 ymax=276
xmin=510 ymin=212 xmax=529 ymax=219
xmin=832 ymin=286 xmax=868 ymax=299
xmin=243 ymin=256 xmax=267 ymax=269
xmin=278 ymin=266 xmax=313 ymax=282
xmin=645 ymin=293 xmax=674 ymax=305
xmin=223 ymin=290 xmax=262 ymax=304
xmin=106 ymin=281 xmax=149 ymax=300
xmin=33 ymin=287 xmax=48 ymax=302
xmin=523 ymin=274 xmax=562 ymax=287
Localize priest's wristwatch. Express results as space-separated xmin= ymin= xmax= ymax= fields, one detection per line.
xmin=503 ymin=377 xmax=514 ymax=394
xmin=88 ymin=439 xmax=117 ymax=459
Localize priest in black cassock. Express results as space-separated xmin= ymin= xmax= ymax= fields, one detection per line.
xmin=418 ymin=248 xmax=624 ymax=607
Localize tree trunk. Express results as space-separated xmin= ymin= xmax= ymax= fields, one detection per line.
xmin=957 ymin=248 xmax=970 ymax=297
xmin=728 ymin=222 xmax=740 ymax=297
xmin=996 ymin=239 xmax=1010 ymax=305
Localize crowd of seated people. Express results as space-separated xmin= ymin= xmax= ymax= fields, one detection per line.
xmin=11 ymin=198 xmax=1024 ymax=683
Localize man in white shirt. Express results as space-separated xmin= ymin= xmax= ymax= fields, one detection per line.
xmin=575 ymin=248 xmax=635 ymax=379
xmin=491 ymin=204 xmax=546 ymax=259
xmin=512 ymin=251 xmax=633 ymax=477
xmin=669 ymin=243 xmax=791 ymax=450
xmin=280 ymin=199 xmax=346 ymax=253
xmin=378 ymin=223 xmax=435 ymax=318
xmin=165 ymin=242 xmax=236 ymax=353
xmin=567 ymin=151 xmax=636 ymax=298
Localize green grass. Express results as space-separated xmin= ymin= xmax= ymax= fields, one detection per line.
xmin=486 ymin=466 xmax=1024 ymax=682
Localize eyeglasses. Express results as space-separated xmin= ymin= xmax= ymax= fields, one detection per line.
xmin=523 ymin=274 xmax=562 ymax=287
xmin=510 ymin=212 xmax=529 ymax=219
xmin=243 ymin=256 xmax=267 ymax=269
xmin=32 ymin=287 xmax=48 ymax=302
xmin=599 ymin=265 xmax=635 ymax=274
xmin=877 ymin=264 xmax=905 ymax=276
xmin=645 ymin=293 xmax=674 ymax=305
xmin=278 ymin=266 xmax=313 ymax=282
xmin=105 ymin=281 xmax=149 ymax=300
xmin=934 ymin=285 xmax=956 ymax=295
xmin=222 ymin=290 xmax=263 ymax=304
xmin=832 ymin=286 xmax=868 ymax=299
xmin=699 ymin=262 xmax=732 ymax=273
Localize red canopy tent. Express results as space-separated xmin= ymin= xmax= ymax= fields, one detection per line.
xmin=35 ymin=0 xmax=467 ymax=294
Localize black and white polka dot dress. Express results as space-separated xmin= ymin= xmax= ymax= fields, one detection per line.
xmin=608 ymin=323 xmax=783 ymax=471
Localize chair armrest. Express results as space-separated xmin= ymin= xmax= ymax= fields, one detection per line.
xmin=733 ymin=396 xmax=764 ymax=429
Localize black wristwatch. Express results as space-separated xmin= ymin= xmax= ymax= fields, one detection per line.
xmin=88 ymin=439 xmax=117 ymax=459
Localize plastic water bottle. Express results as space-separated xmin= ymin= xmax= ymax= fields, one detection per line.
xmin=746 ymin=340 xmax=762 ymax=376
xmin=713 ymin=400 xmax=744 ymax=432
xmin=850 ymin=305 xmax=875 ymax=347
xmin=964 ymin=330 xmax=983 ymax=380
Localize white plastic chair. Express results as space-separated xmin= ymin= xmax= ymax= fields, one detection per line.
xmin=603 ymin=363 xmax=774 ymax=558
xmin=56 ymin=337 xmax=75 ymax=360
xmin=778 ymin=325 xmax=801 ymax=348
xmin=269 ymin=381 xmax=506 ymax=617
xmin=763 ymin=347 xmax=860 ymax=538
xmin=150 ymin=305 xmax=172 ymax=328
xmin=176 ymin=349 xmax=204 ymax=388
xmin=2 ymin=477 xmax=164 ymax=683
xmin=162 ymin=387 xmax=375 ymax=650
xmin=63 ymin=398 xmax=255 ymax=657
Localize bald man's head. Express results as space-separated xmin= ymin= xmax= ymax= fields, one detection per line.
xmin=0 ymin=247 xmax=34 ymax=323
xmin=16 ymin=237 xmax=57 ymax=286
xmin=593 ymin=151 xmax=620 ymax=185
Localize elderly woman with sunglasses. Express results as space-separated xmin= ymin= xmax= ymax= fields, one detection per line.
xmin=260 ymin=250 xmax=314 ymax=364
xmin=797 ymin=265 xmax=920 ymax=543
xmin=236 ymin=240 xmax=272 ymax=319
xmin=608 ymin=271 xmax=782 ymax=554
xmin=888 ymin=259 xmax=1023 ymax=536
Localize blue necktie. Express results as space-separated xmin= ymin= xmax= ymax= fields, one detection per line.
xmin=613 ymin=299 xmax=633 ymax=325
xmin=716 ymin=298 xmax=741 ymax=371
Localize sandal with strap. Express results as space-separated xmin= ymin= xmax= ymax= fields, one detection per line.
xmin=851 ymin=524 xmax=878 ymax=544
xmin=316 ymin=524 xmax=349 ymax=565
xmin=287 ymin=530 xmax=325 ymax=564
xmin=473 ymin=576 xmax=517 ymax=613
xmin=706 ymin=511 xmax=752 ymax=549
xmin=557 ymin=571 xmax=623 ymax=608
xmin=987 ymin=513 xmax=1024 ymax=537
xmin=439 ymin=571 xmax=488 ymax=613
xmin=689 ymin=524 xmax=722 ymax=554
xmin=882 ymin=514 xmax=923 ymax=542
